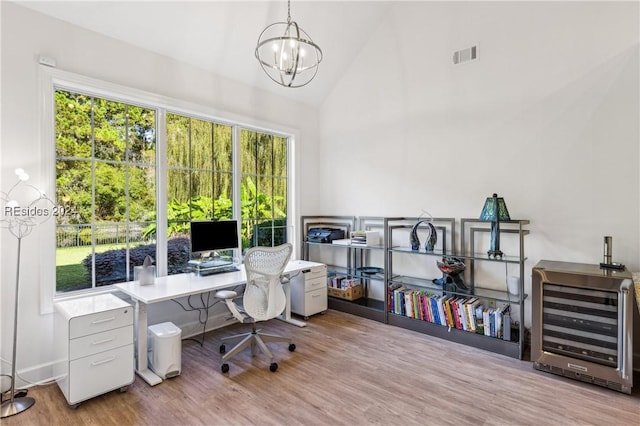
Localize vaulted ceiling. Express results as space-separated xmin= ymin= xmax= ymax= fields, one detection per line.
xmin=19 ymin=1 xmax=394 ymax=107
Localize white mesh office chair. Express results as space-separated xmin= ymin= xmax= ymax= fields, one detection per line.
xmin=215 ymin=243 xmax=295 ymax=373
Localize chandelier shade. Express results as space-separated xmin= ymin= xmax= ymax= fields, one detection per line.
xmin=255 ymin=1 xmax=322 ymax=88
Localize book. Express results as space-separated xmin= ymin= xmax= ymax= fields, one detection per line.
xmin=413 ymin=290 xmax=421 ymax=319
xmin=404 ymin=290 xmax=414 ymax=318
xmin=430 ymin=296 xmax=440 ymax=325
xmin=444 ymin=297 xmax=455 ymax=328
xmin=483 ymin=308 xmax=491 ymax=336
xmin=331 ymin=238 xmax=352 ymax=245
xmin=394 ymin=287 xmax=407 ymax=315
xmin=437 ymin=295 xmax=447 ymax=326
xmin=497 ymin=304 xmax=510 ymax=340
xmin=475 ymin=304 xmax=485 ymax=335
xmin=458 ymin=298 xmax=468 ymax=331
xmin=349 ymin=230 xmax=380 ymax=246
xmin=425 ymin=294 xmax=434 ymax=323
xmin=463 ymin=298 xmax=479 ymax=332
xmin=467 ymin=299 xmax=482 ymax=332
xmin=489 ymin=309 xmax=496 ymax=337
xmin=503 ymin=309 xmax=512 ymax=341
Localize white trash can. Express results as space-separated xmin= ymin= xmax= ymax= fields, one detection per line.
xmin=147 ymin=322 xmax=182 ymax=379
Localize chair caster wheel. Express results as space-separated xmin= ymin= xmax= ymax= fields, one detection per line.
xmin=269 ymin=363 xmax=278 ymax=372
xmin=221 ymin=363 xmax=230 ymax=373
xmin=219 ymin=344 xmax=226 ymax=354
xmin=288 ymin=343 xmax=296 ymax=352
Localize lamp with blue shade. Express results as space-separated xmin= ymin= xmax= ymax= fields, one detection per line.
xmin=479 ymin=193 xmax=510 ymax=258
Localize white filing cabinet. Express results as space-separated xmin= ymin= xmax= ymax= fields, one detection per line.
xmin=290 ymin=264 xmax=328 ymax=319
xmin=54 ymin=293 xmax=134 ymax=407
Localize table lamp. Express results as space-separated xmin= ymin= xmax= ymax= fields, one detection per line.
xmin=479 ymin=193 xmax=510 ymax=258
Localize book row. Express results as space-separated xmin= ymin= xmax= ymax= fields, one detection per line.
xmin=328 ymin=275 xmax=362 ymax=290
xmin=388 ymin=285 xmax=512 ymax=340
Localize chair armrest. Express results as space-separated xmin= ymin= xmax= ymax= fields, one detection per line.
xmin=215 ymin=290 xmax=245 ymax=323
xmin=215 ymin=290 xmax=238 ymax=299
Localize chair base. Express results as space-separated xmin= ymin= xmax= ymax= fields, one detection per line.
xmin=219 ymin=324 xmax=293 ymax=372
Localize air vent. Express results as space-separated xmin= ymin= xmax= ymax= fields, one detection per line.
xmin=453 ymin=45 xmax=478 ymax=65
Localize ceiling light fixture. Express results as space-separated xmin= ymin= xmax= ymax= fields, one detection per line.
xmin=255 ymin=0 xmax=323 ymax=88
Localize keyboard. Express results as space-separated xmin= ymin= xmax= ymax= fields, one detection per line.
xmin=188 ymin=259 xmax=232 ymax=268
xmin=198 ymin=265 xmax=240 ymax=276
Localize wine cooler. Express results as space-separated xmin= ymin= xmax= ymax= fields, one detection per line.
xmin=532 ymin=260 xmax=633 ymax=394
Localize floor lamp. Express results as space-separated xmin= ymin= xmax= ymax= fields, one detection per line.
xmin=1 ymin=169 xmax=54 ymax=418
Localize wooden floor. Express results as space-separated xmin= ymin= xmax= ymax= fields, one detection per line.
xmin=4 ymin=310 xmax=640 ymax=425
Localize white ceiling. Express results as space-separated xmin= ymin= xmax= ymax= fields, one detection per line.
xmin=18 ymin=1 xmax=395 ymax=107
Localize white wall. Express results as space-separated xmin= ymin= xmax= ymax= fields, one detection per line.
xmin=317 ymin=1 xmax=639 ymax=322
xmin=0 ymin=2 xmax=320 ymax=386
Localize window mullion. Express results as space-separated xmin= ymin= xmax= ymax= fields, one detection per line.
xmin=124 ymin=105 xmax=131 ymax=282
xmin=232 ymin=125 xmax=242 ymax=257
xmin=90 ymin=97 xmax=97 ymax=290
xmin=155 ymin=108 xmax=168 ymax=276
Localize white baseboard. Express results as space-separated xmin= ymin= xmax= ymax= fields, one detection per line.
xmin=178 ymin=312 xmax=238 ymax=340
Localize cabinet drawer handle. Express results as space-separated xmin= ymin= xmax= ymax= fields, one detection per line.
xmin=91 ymin=356 xmax=116 ymax=366
xmin=311 ymin=294 xmax=320 ymax=298
xmin=91 ymin=337 xmax=115 ymax=345
xmin=91 ymin=316 xmax=116 ymax=325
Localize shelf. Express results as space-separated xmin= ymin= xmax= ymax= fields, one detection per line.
xmin=388 ymin=275 xmax=529 ymax=303
xmin=389 ymin=247 xmax=454 ymax=256
xmin=331 ymin=241 xmax=386 ymax=250
xmin=305 ymin=240 xmax=385 ymax=250
xmin=387 ymin=313 xmax=520 ymax=359
xmin=473 ymin=287 xmax=529 ymax=303
xmin=463 ymin=252 xmax=526 ymax=264
xmin=328 ymin=297 xmax=386 ymax=322
xmin=390 ymin=245 xmax=526 ymax=264
xmin=388 ymin=275 xmax=444 ymax=291
xmin=303 ymin=215 xmax=528 ymax=360
xmin=327 ymin=266 xmax=385 ymax=281
xmin=388 ymin=216 xmax=528 ymax=360
xmin=305 ymin=240 xmax=351 ymax=247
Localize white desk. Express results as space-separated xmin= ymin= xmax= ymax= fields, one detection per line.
xmin=114 ymin=260 xmax=323 ymax=386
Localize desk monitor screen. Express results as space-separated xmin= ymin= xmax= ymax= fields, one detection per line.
xmin=190 ymin=220 xmax=239 ymax=256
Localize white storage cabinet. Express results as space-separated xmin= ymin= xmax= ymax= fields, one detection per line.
xmin=290 ymin=264 xmax=328 ymax=319
xmin=54 ymin=293 xmax=134 ymax=407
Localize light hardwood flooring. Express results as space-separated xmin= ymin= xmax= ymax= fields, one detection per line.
xmin=4 ymin=309 xmax=640 ymax=425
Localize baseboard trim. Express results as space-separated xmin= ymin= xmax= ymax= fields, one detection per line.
xmin=178 ymin=313 xmax=238 ymax=340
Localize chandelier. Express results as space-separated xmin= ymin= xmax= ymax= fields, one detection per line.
xmin=255 ymin=0 xmax=323 ymax=88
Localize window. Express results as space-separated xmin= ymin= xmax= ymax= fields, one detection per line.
xmin=240 ymin=130 xmax=288 ymax=250
xmin=51 ymin=78 xmax=291 ymax=295
xmin=55 ymin=90 xmax=156 ymax=292
xmin=164 ymin=113 xmax=233 ymax=275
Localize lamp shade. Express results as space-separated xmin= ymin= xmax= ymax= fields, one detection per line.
xmin=480 ymin=193 xmax=510 ymax=222
xmin=479 ymin=193 xmax=510 ymax=258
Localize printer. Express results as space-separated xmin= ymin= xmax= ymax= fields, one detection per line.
xmin=306 ymin=228 xmax=345 ymax=243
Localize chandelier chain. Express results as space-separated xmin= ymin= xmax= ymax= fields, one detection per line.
xmin=287 ymin=0 xmax=291 ymax=23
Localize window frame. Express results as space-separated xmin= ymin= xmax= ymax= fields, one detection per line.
xmin=39 ymin=66 xmax=297 ymax=314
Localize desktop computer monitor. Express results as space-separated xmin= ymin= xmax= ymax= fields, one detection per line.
xmin=190 ymin=220 xmax=239 ymax=259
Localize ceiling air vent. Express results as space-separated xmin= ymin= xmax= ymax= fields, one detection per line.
xmin=453 ymin=45 xmax=478 ymax=65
